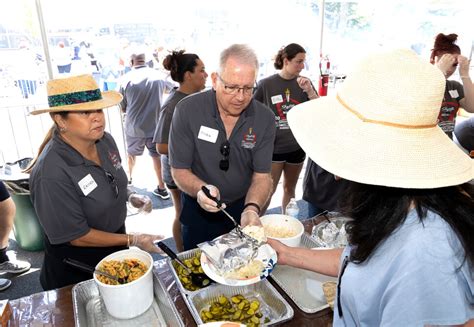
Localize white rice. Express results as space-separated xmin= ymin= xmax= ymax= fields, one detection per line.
xmin=225 ymin=259 xmax=264 ymax=279
xmin=263 ymin=223 xmax=297 ymax=238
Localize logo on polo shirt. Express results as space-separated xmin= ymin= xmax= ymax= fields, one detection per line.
xmin=108 ymin=150 xmax=122 ymax=170
xmin=241 ymin=127 xmax=256 ymax=149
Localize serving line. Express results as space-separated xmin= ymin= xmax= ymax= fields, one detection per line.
xmin=7 ymin=217 xmax=334 ymax=326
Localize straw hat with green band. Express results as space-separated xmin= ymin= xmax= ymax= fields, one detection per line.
xmin=30 ymin=74 xmax=122 ymax=115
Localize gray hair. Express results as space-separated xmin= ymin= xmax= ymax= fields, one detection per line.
xmin=219 ymin=44 xmax=259 ymax=75
xmin=130 ymin=53 xmax=146 ymax=63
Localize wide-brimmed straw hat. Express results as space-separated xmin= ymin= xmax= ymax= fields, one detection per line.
xmin=30 ymin=74 xmax=122 ymax=115
xmin=288 ymin=49 xmax=473 ymax=189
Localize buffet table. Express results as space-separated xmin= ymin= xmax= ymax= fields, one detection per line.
xmin=7 ymin=215 xmax=334 ymax=326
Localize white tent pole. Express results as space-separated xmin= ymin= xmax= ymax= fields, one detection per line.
xmin=319 ymin=0 xmax=325 ymax=57
xmin=35 ymin=0 xmax=54 ymax=80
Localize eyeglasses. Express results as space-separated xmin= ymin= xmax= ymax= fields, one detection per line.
xmin=104 ymin=170 xmax=119 ymax=198
xmin=217 ymin=74 xmax=255 ymax=96
xmin=219 ymin=140 xmax=230 ymax=171
xmin=337 ymin=256 xmax=350 ymax=318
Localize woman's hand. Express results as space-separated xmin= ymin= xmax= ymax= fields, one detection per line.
xmin=458 ymin=55 xmax=470 ymax=77
xmin=266 ymin=238 xmax=290 ymax=265
xmin=296 ymin=76 xmax=312 ymax=91
xmin=436 ymin=53 xmax=457 ymax=77
xmin=297 ymin=76 xmax=318 ymax=99
xmin=130 ymin=233 xmax=165 ymax=253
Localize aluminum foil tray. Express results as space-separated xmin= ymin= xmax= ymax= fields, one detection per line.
xmin=166 ymin=247 xmax=204 ymax=296
xmin=271 ymin=232 xmax=337 ymax=313
xmin=72 ymin=267 xmax=184 ymax=326
xmin=187 ymin=279 xmax=293 ymax=326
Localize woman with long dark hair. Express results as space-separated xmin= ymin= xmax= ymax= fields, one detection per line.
xmin=268 ymin=49 xmax=474 ymax=325
xmin=153 ymin=50 xmax=207 ymax=252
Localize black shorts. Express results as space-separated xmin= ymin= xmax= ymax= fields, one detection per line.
xmin=272 ymin=148 xmax=306 ymax=164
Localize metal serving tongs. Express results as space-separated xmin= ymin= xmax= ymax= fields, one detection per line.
xmin=63 ymin=258 xmax=126 ymax=284
xmin=200 ymin=186 xmax=261 ymax=249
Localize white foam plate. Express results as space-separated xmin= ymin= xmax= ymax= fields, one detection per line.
xmin=200 ymin=244 xmax=277 ymax=286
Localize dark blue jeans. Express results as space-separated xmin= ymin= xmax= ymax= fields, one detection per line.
xmin=180 ymin=193 xmax=245 ymax=250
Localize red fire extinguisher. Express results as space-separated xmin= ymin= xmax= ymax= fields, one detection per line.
xmin=318 ymin=56 xmax=330 ymax=96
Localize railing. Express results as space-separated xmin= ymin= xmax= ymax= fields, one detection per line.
xmin=0 ymin=100 xmax=127 ymax=166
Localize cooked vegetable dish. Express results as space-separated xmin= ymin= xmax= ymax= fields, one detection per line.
xmin=96 ymin=258 xmax=148 ymax=285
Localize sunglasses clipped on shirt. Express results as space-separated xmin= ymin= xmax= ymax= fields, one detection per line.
xmin=104 ymin=170 xmax=119 ymax=198
xmin=219 ymin=140 xmax=230 ymax=171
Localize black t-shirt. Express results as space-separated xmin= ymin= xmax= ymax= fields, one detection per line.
xmin=0 ymin=181 xmax=10 ymax=202
xmin=302 ymin=159 xmax=350 ymax=211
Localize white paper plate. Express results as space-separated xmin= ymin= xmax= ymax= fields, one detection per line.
xmin=200 ymin=244 xmax=277 ymax=286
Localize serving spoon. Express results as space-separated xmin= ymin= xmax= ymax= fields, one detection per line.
xmin=200 ymin=186 xmax=246 ymax=238
xmin=63 ymin=258 xmax=126 ymax=284
xmin=156 ymin=241 xmax=212 ymax=288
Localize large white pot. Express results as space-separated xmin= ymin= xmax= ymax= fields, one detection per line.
xmin=94 ymin=248 xmax=154 ymax=319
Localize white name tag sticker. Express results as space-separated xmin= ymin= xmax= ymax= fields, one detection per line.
xmin=198 ymin=126 xmax=219 ymax=143
xmin=271 ymin=95 xmax=283 ymax=104
xmin=78 ymin=174 xmax=98 ymax=196
xmin=448 ymin=89 xmax=459 ymax=98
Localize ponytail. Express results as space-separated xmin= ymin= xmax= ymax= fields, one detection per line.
xmin=23 ymin=111 xmax=68 ymax=174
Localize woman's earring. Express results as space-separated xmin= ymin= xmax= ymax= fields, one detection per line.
xmin=60 ymin=126 xmax=67 ymax=132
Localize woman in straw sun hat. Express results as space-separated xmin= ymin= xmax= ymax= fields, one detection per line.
xmin=267 ymin=49 xmax=473 ymax=326
xmin=26 ymin=74 xmax=165 ymax=290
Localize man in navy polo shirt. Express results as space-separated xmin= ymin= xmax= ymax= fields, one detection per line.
xmin=169 ymin=44 xmax=276 ymax=250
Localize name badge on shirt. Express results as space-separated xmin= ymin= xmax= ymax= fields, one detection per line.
xmin=271 ymin=95 xmax=283 ymax=104
xmin=448 ymin=89 xmax=459 ymax=98
xmin=78 ymin=174 xmax=98 ymax=196
xmin=198 ymin=126 xmax=219 ymax=143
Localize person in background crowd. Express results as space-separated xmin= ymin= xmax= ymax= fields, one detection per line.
xmin=54 ymin=41 xmax=72 ymax=74
xmin=303 ymin=159 xmax=350 ymax=216
xmin=430 ymin=33 xmax=474 ymax=138
xmin=119 ymin=50 xmax=174 ymax=198
xmin=27 ymin=75 xmax=163 ymax=290
xmin=254 ymin=43 xmax=318 ymax=214
xmin=15 ymin=40 xmax=41 ymax=99
xmin=169 ymin=44 xmax=275 ymax=250
xmin=268 ymin=49 xmax=473 ymax=325
xmin=153 ymin=50 xmax=208 ymax=252
xmin=454 ymin=115 xmax=474 ymax=158
xmin=0 ymin=181 xmax=31 ymax=291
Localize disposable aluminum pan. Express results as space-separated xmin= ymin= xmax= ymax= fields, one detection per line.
xmin=270 ymin=233 xmax=337 ymax=313
xmin=187 ymin=279 xmax=293 ymax=326
xmin=72 ymin=267 xmax=184 ymax=326
xmin=166 ymin=247 xmax=205 ymax=296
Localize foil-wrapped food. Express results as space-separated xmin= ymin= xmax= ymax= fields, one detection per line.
xmin=198 ymin=227 xmax=264 ymax=276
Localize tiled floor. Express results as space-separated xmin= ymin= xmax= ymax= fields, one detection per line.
xmin=125 ymin=155 xmax=306 ymax=239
